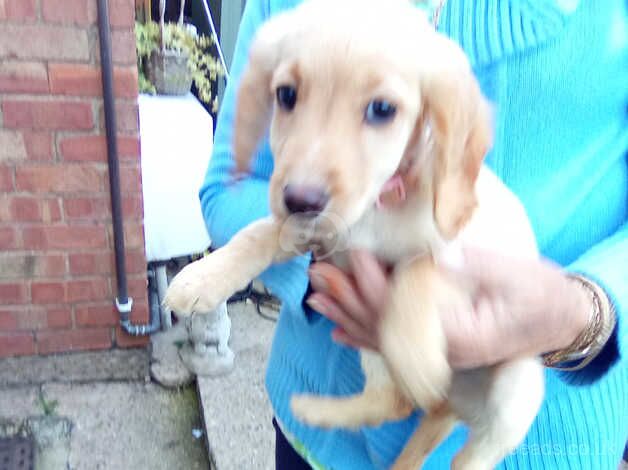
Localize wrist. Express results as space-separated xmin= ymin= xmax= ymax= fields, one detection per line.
xmin=562 ymin=277 xmax=593 ymax=349
xmin=542 ymin=274 xmax=617 ymax=370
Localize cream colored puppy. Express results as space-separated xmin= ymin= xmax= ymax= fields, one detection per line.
xmin=164 ymin=1 xmax=544 ymax=468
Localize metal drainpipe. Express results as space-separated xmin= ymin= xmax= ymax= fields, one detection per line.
xmin=97 ymin=0 xmax=159 ymax=335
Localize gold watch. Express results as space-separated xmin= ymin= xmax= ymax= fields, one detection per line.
xmin=542 ymin=274 xmax=617 ymax=371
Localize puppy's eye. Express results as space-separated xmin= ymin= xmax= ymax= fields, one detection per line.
xmin=276 ymin=85 xmax=297 ymax=111
xmin=365 ymin=100 xmax=396 ymax=124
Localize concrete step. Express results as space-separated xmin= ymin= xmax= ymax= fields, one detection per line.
xmin=196 ymin=301 xmax=276 ymax=470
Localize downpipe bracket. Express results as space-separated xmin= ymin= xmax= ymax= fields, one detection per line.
xmin=115 ymin=297 xmax=134 ymax=314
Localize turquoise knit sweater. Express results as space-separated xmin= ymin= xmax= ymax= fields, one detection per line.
xmin=200 ymin=0 xmax=628 ymax=468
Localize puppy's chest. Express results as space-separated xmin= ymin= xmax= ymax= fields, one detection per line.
xmin=328 ymin=201 xmax=442 ymax=268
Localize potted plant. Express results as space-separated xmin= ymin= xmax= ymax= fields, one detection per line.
xmin=135 ymin=0 xmax=223 ymax=111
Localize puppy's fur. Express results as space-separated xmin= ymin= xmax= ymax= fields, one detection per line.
xmin=165 ymin=1 xmax=544 ymax=468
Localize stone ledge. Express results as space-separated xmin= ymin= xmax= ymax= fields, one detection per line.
xmin=196 ymin=301 xmax=276 ymax=470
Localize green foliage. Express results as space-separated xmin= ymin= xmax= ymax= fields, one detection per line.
xmin=135 ymin=20 xmax=223 ymax=110
xmin=36 ymin=387 xmax=59 ymax=417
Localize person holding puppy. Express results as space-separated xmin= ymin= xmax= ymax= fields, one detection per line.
xmin=199 ymin=0 xmax=627 ymax=468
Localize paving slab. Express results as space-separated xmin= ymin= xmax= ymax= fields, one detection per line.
xmin=197 ymin=301 xmax=277 ymax=470
xmin=0 ymin=349 xmax=209 ymax=470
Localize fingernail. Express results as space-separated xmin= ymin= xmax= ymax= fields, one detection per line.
xmin=306 ymin=295 xmax=325 ymax=313
xmin=309 ymin=269 xmax=328 ymax=292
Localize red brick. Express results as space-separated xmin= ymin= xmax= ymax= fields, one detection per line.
xmin=125 ymin=250 xmax=146 ymax=275
xmin=120 ymin=222 xmax=145 ymax=250
xmin=6 ymin=307 xmax=72 ymax=330
xmin=0 ymin=282 xmax=28 ymax=304
xmin=49 ymin=64 xmax=138 ymax=98
xmin=59 ymin=135 xmax=139 ymax=162
xmin=131 ymin=299 xmax=149 ymax=324
xmin=63 ymin=196 xmax=109 ymax=220
xmin=41 ymin=0 xmax=89 ymax=24
xmin=0 ymin=130 xmax=27 ymax=163
xmin=69 ymin=250 xmax=144 ymax=277
xmin=0 ymin=310 xmax=18 ymax=330
xmin=126 ymin=275 xmax=147 ymax=299
xmin=36 ymin=0 xmax=134 ymax=27
xmin=9 ymin=196 xmax=40 ymax=221
xmin=119 ymin=165 xmax=141 ymax=191
xmin=0 ymin=198 xmax=7 ymax=221
xmin=0 ymin=227 xmax=18 ymax=249
xmin=0 ymin=332 xmax=35 ymax=357
xmin=0 ymin=253 xmax=66 ymax=279
xmin=67 ymin=278 xmax=110 ymax=302
xmin=69 ymin=249 xmax=147 ymax=276
xmin=122 ymin=194 xmax=143 ymax=219
xmin=2 ymin=100 xmax=94 ymax=131
xmin=115 ymin=325 xmax=150 ymax=348
xmin=38 ymin=255 xmax=66 ymax=277
xmin=2 ymin=196 xmax=53 ymax=223
xmin=36 ymin=327 xmax=112 ymax=355
xmin=42 ymin=198 xmax=62 ymax=223
xmin=14 ymin=309 xmax=47 ymax=329
xmin=23 ymin=225 xmax=108 ymax=250
xmin=69 ymin=252 xmax=112 ymax=276
xmin=15 ymin=164 xmax=103 ymax=193
xmin=92 ymin=29 xmax=137 ymax=66
xmin=107 ymin=0 xmax=136 ymax=28
xmin=0 ymin=25 xmax=89 ymax=61
xmin=0 ymin=166 xmax=13 ymax=191
xmin=115 ymin=299 xmax=151 ymax=348
xmin=46 ymin=307 xmax=73 ymax=329
xmin=118 ymin=136 xmax=141 ymax=163
xmin=0 ymin=61 xmax=48 ymax=94
xmin=75 ymin=303 xmax=117 ymax=327
xmin=1 ymin=0 xmax=37 ymax=20
xmin=31 ymin=281 xmax=66 ymax=304
xmin=77 ymin=299 xmax=148 ymax=329
xmin=98 ymin=100 xmax=138 ymax=133
xmin=85 ymin=0 xmax=136 ymax=28
xmin=6 ymin=197 xmax=62 ymax=223
xmin=22 ymin=132 xmax=54 ymax=161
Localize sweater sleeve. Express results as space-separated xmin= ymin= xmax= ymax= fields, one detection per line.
xmin=563 ymin=221 xmax=628 ymax=384
xmin=199 ymin=0 xmax=310 ymax=311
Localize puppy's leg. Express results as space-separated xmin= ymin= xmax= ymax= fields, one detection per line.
xmin=291 ymin=351 xmax=413 ymax=428
xmin=164 ymin=217 xmax=286 ymax=316
xmin=450 ymin=358 xmax=544 ymax=470
xmin=379 ymin=258 xmax=459 ymax=410
xmin=291 ymin=386 xmax=413 ymax=429
xmin=451 ymin=433 xmax=509 ymax=470
xmin=391 ymin=405 xmax=457 ymax=470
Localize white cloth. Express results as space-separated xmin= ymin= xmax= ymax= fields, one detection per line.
xmin=139 ymin=93 xmax=213 ymax=262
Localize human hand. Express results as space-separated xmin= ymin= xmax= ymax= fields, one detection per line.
xmin=307 ymin=248 xmax=591 ymax=369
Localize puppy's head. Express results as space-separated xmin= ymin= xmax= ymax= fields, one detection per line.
xmin=234 ymin=0 xmax=491 ymax=239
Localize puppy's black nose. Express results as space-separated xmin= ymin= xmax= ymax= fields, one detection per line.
xmin=283 ymin=185 xmax=329 ymax=215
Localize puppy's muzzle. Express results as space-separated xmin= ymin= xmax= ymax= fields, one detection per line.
xmin=283 ymin=184 xmax=329 ymax=216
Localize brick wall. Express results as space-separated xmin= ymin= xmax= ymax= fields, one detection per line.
xmin=0 ymin=0 xmax=149 ymax=357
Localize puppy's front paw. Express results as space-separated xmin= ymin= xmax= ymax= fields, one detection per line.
xmin=163 ymin=259 xmax=228 ymax=317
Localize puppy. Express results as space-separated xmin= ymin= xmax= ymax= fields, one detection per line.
xmin=164 ymin=0 xmax=544 ymax=468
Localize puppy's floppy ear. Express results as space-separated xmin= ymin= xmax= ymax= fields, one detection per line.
xmin=233 ymin=14 xmax=294 ymax=174
xmin=418 ymin=38 xmax=492 ymax=239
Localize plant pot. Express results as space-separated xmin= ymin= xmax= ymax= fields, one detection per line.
xmin=147 ymin=49 xmax=193 ymax=96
